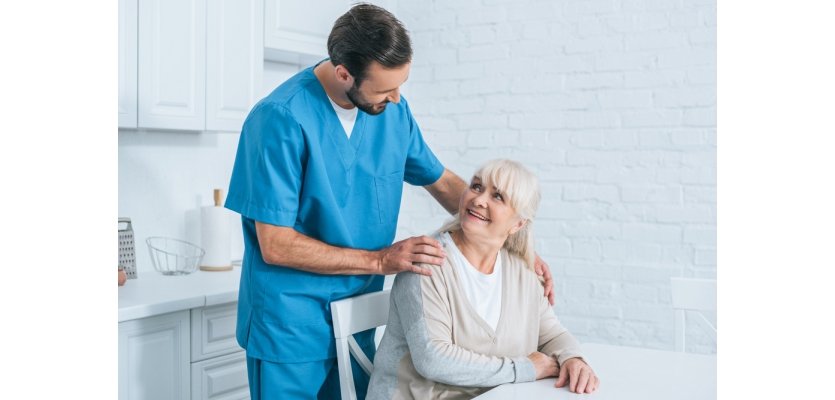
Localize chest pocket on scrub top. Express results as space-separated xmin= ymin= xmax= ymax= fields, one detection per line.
xmin=374 ymin=172 xmax=404 ymax=224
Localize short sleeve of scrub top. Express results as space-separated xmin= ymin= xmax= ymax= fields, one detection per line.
xmin=401 ymin=97 xmax=444 ymax=186
xmin=225 ymin=102 xmax=305 ymax=228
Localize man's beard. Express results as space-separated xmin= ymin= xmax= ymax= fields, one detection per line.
xmin=346 ymin=84 xmax=389 ymax=115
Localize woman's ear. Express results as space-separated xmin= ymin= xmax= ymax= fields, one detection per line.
xmin=508 ymin=218 xmax=528 ymax=235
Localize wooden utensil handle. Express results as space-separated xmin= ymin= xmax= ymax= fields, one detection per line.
xmin=214 ymin=189 xmax=222 ymax=207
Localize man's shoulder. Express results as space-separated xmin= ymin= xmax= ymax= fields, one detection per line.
xmin=257 ymin=67 xmax=320 ymax=113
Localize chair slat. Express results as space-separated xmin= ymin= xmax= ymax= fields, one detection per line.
xmin=670 ymin=278 xmax=716 ymax=353
xmin=331 ymin=289 xmax=391 ymax=400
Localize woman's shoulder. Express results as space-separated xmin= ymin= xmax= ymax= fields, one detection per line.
xmin=392 ymin=259 xmax=452 ymax=289
xmin=390 ymin=260 xmax=455 ymax=309
xmin=501 ymin=250 xmax=545 ymax=293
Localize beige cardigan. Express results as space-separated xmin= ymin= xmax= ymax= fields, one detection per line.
xmin=367 ymin=243 xmax=584 ymax=400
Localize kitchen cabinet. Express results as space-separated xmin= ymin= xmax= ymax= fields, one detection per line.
xmin=119 ymin=270 xmax=247 ymax=400
xmin=190 ymin=302 xmax=248 ymax=399
xmin=191 ymin=351 xmax=249 ymax=400
xmin=206 ymin=0 xmax=264 ymax=132
xmin=118 ymin=0 xmax=138 ymax=128
xmin=120 ymin=0 xmax=263 ymax=132
xmin=138 ymin=0 xmax=206 ymax=130
xmin=191 ymin=302 xmax=241 ymax=362
xmin=264 ymin=0 xmax=348 ymax=62
xmin=119 ymin=310 xmax=191 ymax=400
xmin=119 ymin=302 xmax=247 ymax=400
xmin=263 ymin=0 xmax=396 ymax=64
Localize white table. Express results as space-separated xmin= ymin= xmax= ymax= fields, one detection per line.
xmin=474 ymin=343 xmax=716 ymax=400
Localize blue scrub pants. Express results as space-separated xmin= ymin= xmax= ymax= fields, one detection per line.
xmin=246 ymin=355 xmax=370 ymax=400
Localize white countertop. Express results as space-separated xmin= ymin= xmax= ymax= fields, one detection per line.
xmin=118 ymin=268 xmax=242 ymax=322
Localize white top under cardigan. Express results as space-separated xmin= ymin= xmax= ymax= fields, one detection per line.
xmin=441 ymin=232 xmax=503 ymax=331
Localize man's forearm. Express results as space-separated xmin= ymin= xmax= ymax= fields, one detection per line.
xmin=256 ymin=223 xmax=380 ymax=275
xmin=425 ymin=168 xmax=468 ymax=214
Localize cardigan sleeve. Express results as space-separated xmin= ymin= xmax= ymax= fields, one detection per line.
xmin=391 ymin=269 xmax=537 ymax=387
xmin=536 ymin=294 xmax=585 ymax=366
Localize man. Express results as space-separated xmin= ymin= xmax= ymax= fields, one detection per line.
xmin=225 ymin=4 xmax=555 ymax=398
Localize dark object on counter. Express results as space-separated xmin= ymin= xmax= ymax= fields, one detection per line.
xmin=119 ymin=218 xmax=138 ymax=279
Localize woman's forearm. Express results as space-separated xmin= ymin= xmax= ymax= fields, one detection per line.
xmin=537 ymin=296 xmax=584 ymax=365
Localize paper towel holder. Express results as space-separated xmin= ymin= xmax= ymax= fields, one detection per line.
xmin=200 ymin=188 xmax=234 ymax=272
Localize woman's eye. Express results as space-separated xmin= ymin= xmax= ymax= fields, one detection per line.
xmin=493 ymin=193 xmax=504 ymax=201
xmin=471 ymin=183 xmax=482 ymax=191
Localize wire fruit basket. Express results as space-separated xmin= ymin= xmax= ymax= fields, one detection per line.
xmin=146 ymin=237 xmax=205 ymax=276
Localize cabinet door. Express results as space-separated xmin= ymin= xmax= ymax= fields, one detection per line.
xmin=119 ymin=310 xmax=190 ymax=400
xmin=191 ymin=351 xmax=249 ymax=400
xmin=206 ymin=0 xmax=264 ymax=132
xmin=263 ymin=0 xmax=398 ymax=63
xmin=118 ymin=0 xmax=138 ymax=128
xmin=263 ymin=0 xmax=349 ymax=59
xmin=138 ymin=0 xmax=206 ymax=130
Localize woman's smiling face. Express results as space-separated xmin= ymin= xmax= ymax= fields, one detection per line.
xmin=458 ymin=175 xmax=525 ymax=243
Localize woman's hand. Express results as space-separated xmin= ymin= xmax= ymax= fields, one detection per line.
xmin=555 ymin=357 xmax=599 ymax=394
xmin=527 ymin=351 xmax=559 ymax=380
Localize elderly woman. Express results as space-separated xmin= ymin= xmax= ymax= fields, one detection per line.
xmin=367 ymin=159 xmax=599 ymax=399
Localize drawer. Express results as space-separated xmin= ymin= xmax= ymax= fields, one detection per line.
xmin=191 ymin=351 xmax=249 ymax=400
xmin=191 ymin=302 xmax=242 ymax=362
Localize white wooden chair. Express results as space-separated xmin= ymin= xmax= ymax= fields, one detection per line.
xmin=330 ymin=290 xmax=391 ymax=400
xmin=671 ymin=277 xmax=717 ymax=352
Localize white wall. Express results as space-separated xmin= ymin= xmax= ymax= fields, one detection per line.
xmin=118 ymin=61 xmax=301 ymax=275
xmin=394 ymin=0 xmax=717 ymax=353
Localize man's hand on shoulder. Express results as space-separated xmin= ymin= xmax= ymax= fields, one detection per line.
xmin=534 ymin=253 xmax=555 ymax=305
xmin=376 ymin=236 xmax=446 ymax=276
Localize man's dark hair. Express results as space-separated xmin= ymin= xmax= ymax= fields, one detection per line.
xmin=327 ymin=3 xmax=412 ymax=86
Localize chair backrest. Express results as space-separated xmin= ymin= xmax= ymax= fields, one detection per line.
xmin=670 ymin=277 xmax=717 ymax=352
xmin=331 ymin=290 xmax=391 ymax=400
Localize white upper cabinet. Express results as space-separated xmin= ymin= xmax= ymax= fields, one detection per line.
xmin=119 ymin=0 xmax=263 ymax=132
xmin=138 ymin=0 xmax=207 ymax=131
xmin=263 ymin=0 xmax=398 ymax=64
xmin=206 ymin=0 xmax=264 ymax=132
xmin=264 ymin=0 xmax=348 ymax=62
xmin=118 ymin=0 xmax=138 ymax=128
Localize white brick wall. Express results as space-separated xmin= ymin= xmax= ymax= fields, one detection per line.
xmin=396 ymin=0 xmax=716 ymax=353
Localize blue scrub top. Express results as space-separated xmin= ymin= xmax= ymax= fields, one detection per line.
xmin=225 ymin=63 xmax=444 ymax=363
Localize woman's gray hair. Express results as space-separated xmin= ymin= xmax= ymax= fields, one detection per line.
xmin=436 ymin=159 xmax=541 ymax=269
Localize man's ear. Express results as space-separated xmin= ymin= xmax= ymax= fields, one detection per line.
xmin=334 ymin=64 xmax=354 ymax=86
xmin=509 ymin=218 xmax=528 ymax=235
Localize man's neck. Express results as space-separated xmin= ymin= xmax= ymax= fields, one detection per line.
xmin=313 ymin=61 xmax=354 ymax=109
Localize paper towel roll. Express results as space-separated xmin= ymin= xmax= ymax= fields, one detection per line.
xmin=200 ymin=206 xmax=232 ymax=270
